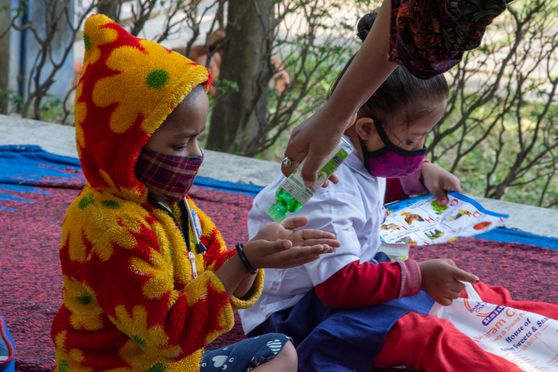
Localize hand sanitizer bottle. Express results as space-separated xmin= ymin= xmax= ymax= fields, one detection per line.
xmin=267 ymin=137 xmax=353 ymax=222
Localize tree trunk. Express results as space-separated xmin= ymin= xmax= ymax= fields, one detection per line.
xmin=97 ymin=0 xmax=120 ymax=20
xmin=206 ymin=0 xmax=274 ymax=155
xmin=216 ymin=0 xmax=226 ymax=30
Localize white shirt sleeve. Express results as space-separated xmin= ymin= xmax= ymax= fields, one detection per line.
xmin=295 ymin=187 xmax=366 ymax=286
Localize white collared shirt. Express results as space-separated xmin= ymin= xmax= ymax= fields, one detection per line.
xmin=239 ymin=138 xmax=386 ymax=334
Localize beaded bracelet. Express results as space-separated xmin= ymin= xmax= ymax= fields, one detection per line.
xmin=235 ymin=243 xmax=257 ymax=274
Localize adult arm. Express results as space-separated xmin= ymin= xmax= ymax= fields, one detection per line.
xmin=284 ymin=0 xmax=509 ymax=186
xmin=283 ymin=0 xmax=396 ymax=185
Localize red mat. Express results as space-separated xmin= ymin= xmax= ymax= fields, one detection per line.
xmin=1 ymin=186 xmax=557 ymax=371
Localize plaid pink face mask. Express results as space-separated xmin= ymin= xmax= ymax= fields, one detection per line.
xmin=135 ymin=147 xmax=203 ymax=202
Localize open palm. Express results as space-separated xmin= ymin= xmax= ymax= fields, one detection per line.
xmin=253 ymin=217 xmax=339 ymax=248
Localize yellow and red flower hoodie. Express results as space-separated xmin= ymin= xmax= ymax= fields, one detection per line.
xmin=51 ymin=14 xmax=263 ymax=371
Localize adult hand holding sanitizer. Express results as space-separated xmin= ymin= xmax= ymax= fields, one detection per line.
xmin=268 ymin=137 xmax=353 ymax=222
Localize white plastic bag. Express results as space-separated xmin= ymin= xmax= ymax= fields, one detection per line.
xmin=430 ymin=283 xmax=558 ymax=371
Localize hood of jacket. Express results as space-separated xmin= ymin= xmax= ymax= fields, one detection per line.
xmin=75 ymin=14 xmax=210 ymax=203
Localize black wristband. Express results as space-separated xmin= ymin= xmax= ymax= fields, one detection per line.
xmin=235 ymin=243 xmax=257 ymax=274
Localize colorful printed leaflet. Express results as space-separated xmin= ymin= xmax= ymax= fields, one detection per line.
xmin=380 ymin=192 xmax=508 ymax=246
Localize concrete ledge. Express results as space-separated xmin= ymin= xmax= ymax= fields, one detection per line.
xmin=1 ymin=114 xmax=557 ymax=239
xmin=0 ymin=114 xmax=279 ymax=186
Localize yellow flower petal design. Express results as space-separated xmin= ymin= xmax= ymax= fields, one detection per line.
xmin=82 ymin=15 xmax=118 ymax=69
xmin=130 ymin=252 xmax=175 ymax=300
xmin=62 ymin=276 xmax=104 ymax=331
xmin=75 ymin=84 xmax=86 ymax=149
xmin=111 ymin=305 xmax=182 ymax=367
xmin=156 ymin=209 xmax=193 ymax=279
xmin=54 ymin=331 xmax=94 ymax=372
xmin=91 ymin=40 xmax=200 ymax=135
xmin=64 ymin=190 xmax=151 ymax=262
xmin=54 ymin=330 xmax=67 ymax=351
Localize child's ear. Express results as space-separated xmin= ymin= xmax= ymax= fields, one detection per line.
xmin=354 ymin=117 xmax=375 ymax=141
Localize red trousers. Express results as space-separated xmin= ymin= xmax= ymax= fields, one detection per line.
xmin=375 ymin=281 xmax=558 ymax=371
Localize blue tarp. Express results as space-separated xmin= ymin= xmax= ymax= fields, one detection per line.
xmin=1 ymin=144 xmax=557 ymax=250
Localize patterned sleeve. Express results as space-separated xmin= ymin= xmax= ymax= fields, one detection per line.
xmin=388 ymin=0 xmax=510 ymax=78
xmin=188 ymin=199 xmax=264 ymax=309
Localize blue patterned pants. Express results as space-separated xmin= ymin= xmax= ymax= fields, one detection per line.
xmin=200 ymin=333 xmax=290 ymax=371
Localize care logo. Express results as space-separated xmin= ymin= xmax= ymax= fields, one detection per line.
xmin=481 ymin=305 xmax=506 ymax=326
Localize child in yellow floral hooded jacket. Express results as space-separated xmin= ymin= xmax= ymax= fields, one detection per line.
xmin=51 ymin=14 xmax=339 ymax=371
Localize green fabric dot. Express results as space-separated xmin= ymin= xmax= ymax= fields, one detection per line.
xmin=78 ymin=194 xmax=94 ymax=209
xmin=83 ymin=34 xmax=91 ymax=51
xmin=132 ymin=334 xmax=146 ymax=348
xmin=101 ymin=200 xmax=120 ymax=209
xmin=77 ymin=293 xmax=92 ymax=305
xmin=146 ymin=69 xmax=169 ymax=89
xmin=147 ymin=362 xmax=166 ymax=372
xmin=59 ymin=360 xmax=70 ymax=372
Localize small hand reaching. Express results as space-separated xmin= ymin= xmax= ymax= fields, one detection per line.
xmin=253 ymin=217 xmax=339 ymax=247
xmin=419 ymin=258 xmax=478 ymax=306
xmin=421 ymin=162 xmax=462 ymax=204
xmin=247 ymin=216 xmax=340 ymax=269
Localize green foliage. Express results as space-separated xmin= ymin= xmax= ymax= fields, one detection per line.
xmin=432 ymin=92 xmax=558 ymax=208
xmin=256 ymin=0 xmax=558 ymax=209
xmin=414 ymin=0 xmax=558 ymax=208
xmin=39 ymin=94 xmax=65 ymax=123
xmin=0 ymin=88 xmax=64 ymax=122
xmin=262 ymin=46 xmax=354 ymax=161
xmin=216 ymin=79 xmax=239 ymax=94
xmin=0 ymin=89 xmax=24 ymax=108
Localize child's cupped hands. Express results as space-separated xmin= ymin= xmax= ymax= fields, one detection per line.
xmin=421 ymin=162 xmax=462 ymax=204
xmin=419 ymin=258 xmax=479 ymax=306
xmin=246 ymin=217 xmax=340 ymax=269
